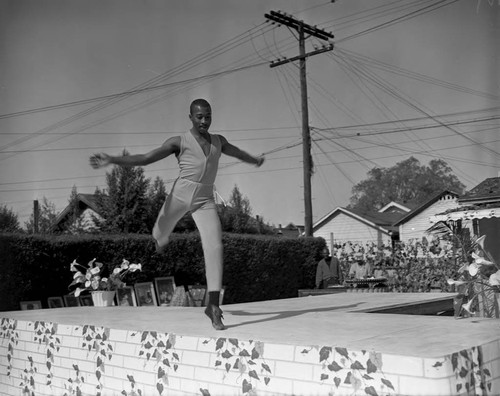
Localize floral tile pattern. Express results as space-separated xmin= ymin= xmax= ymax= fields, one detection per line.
xmin=1 ymin=316 xmax=499 ymax=396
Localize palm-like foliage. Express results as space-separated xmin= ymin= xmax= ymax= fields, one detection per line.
xmin=426 ymin=222 xmax=500 ymax=318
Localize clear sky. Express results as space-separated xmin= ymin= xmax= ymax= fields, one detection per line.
xmin=0 ymin=0 xmax=498 ymax=228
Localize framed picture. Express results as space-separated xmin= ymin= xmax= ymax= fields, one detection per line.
xmin=154 ymin=277 xmax=176 ymax=306
xmin=134 ymin=282 xmax=158 ymax=306
xmin=204 ymin=287 xmax=226 ymax=307
xmin=63 ymin=294 xmax=81 ymax=307
xmin=79 ymin=295 xmax=94 ymax=306
xmin=47 ymin=297 xmax=64 ymax=308
xmin=188 ymin=285 xmax=207 ymax=307
xmin=116 ymin=286 xmax=137 ymax=307
xmin=20 ymin=300 xmax=42 ymax=310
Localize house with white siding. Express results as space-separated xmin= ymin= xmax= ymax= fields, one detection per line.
xmin=394 ymin=190 xmax=460 ymax=243
xmin=431 ymin=177 xmax=500 ymax=263
xmin=312 ymin=207 xmax=402 ymax=248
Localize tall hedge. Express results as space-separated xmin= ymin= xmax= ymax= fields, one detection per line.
xmin=0 ymin=233 xmax=325 ymax=312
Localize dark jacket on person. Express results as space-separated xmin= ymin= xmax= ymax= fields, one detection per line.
xmin=315 ymin=256 xmax=343 ymax=288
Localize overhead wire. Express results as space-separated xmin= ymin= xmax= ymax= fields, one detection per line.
xmin=326 ymin=49 xmax=490 ymax=185
xmin=0 ymin=22 xmax=273 ymax=152
xmin=2 ymin=129 xmax=496 ymax=197
xmin=0 ymin=0 xmax=468 ymax=151
xmin=333 ymin=48 xmax=500 ymax=158
xmin=338 ymin=48 xmax=500 ymax=101
xmin=2 ymin=122 xmax=495 ymax=190
xmin=311 ymin=115 xmax=500 ymax=137
xmin=0 ymin=62 xmax=267 ymax=122
xmin=3 ymin=0 xmax=495 ymax=216
xmin=0 ymin=59 xmax=269 ymax=162
xmin=0 ymin=17 xmax=290 ymax=159
xmin=321 ymin=0 xmax=433 ymax=30
xmin=329 ymin=50 xmax=452 ymax=155
xmin=0 ymin=0 xmax=463 ymax=154
xmin=4 ymin=106 xmax=497 ymax=137
xmin=335 ymin=0 xmax=461 ymax=44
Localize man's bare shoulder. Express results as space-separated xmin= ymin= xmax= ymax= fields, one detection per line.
xmin=154 ymin=135 xmax=181 ymax=156
xmin=162 ymin=135 xmax=181 ymax=147
xmin=213 ymin=133 xmax=228 ymax=144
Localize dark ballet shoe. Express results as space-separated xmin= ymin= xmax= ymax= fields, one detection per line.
xmin=204 ymin=304 xmax=226 ymax=330
xmin=154 ymin=240 xmax=166 ymax=254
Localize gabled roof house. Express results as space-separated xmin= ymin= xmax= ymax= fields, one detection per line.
xmin=312 ymin=206 xmax=404 ymax=247
xmin=394 ymin=190 xmax=460 ymax=242
xmin=52 ymin=193 xmax=104 ymax=233
xmin=431 ymin=177 xmax=500 ymax=263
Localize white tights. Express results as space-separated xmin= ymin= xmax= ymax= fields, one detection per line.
xmin=152 ymin=177 xmax=223 ymax=291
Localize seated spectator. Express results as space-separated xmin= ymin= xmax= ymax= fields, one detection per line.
xmin=315 ymin=247 xmax=343 ymax=288
xmin=373 ymin=265 xmax=386 ymax=278
xmin=348 ymin=252 xmax=372 ymax=279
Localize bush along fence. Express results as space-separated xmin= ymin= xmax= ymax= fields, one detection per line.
xmin=333 ymin=239 xmax=463 ymax=293
xmin=0 ymin=233 xmax=324 ymax=312
xmin=1 ymin=232 xmax=492 ymax=313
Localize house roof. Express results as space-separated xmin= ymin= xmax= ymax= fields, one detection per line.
xmin=393 ymin=190 xmax=459 ymax=226
xmin=313 ymin=206 xmax=401 ymax=235
xmin=431 ymin=204 xmax=500 ymax=222
xmin=378 ymin=201 xmax=411 ymax=214
xmin=52 ymin=193 xmax=103 ymax=231
xmin=458 ymin=177 xmax=500 ymax=204
xmin=349 ymin=208 xmax=404 ymax=233
xmin=274 ymin=223 xmax=304 ymax=238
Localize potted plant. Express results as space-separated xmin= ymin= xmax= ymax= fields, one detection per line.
xmin=69 ymin=258 xmax=142 ymax=306
xmin=427 ymin=223 xmax=500 ymax=318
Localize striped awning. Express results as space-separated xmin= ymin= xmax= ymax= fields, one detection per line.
xmin=430 ymin=207 xmax=499 ymax=222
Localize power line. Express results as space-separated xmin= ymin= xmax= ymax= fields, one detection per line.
xmin=1 ymin=126 xmax=300 ymax=136
xmin=2 ymin=130 xmax=496 ymax=195
xmin=0 ymin=38 xmax=278 ymax=161
xmin=337 ymin=48 xmax=500 ymax=101
xmin=0 ymin=134 xmax=295 ymax=154
xmin=4 ymin=105 xmax=497 ymax=137
xmin=0 ymin=62 xmax=267 ymax=122
xmin=311 ymin=115 xmax=500 ymax=137
xmin=332 ymin=49 xmax=500 ymax=159
xmin=321 ymin=0 xmax=433 ymax=30
xmin=0 ymin=22 xmax=273 ymax=153
xmin=336 ymin=0 xmax=460 ymax=44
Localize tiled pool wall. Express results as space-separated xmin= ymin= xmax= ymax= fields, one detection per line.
xmin=0 ymin=317 xmax=499 ymax=396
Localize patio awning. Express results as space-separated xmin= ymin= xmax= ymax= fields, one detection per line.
xmin=430 ymin=207 xmax=499 ymax=222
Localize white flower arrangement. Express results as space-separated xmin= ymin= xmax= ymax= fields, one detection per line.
xmin=69 ymin=258 xmax=142 ymax=297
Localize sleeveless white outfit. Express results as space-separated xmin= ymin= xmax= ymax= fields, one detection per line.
xmin=152 ymin=131 xmax=222 ymax=249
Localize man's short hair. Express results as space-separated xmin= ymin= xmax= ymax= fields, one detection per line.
xmin=190 ymin=99 xmax=211 ymax=114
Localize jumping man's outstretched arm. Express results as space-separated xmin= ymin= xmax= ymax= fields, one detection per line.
xmin=219 ymin=135 xmax=265 ymax=167
xmin=89 ymin=136 xmax=181 ymax=169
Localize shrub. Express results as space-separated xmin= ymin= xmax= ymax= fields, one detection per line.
xmin=0 ymin=233 xmax=325 ymax=311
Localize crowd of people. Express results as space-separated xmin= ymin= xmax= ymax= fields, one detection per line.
xmin=317 ymin=238 xmax=462 ymax=293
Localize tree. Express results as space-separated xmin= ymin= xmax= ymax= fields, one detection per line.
xmin=24 ymin=197 xmax=58 ymax=234
xmin=94 ymin=151 xmax=150 ymax=234
xmin=0 ymin=205 xmax=21 ymax=232
xmin=145 ymin=176 xmax=168 ymax=231
xmin=218 ymin=184 xmax=253 ymax=233
xmin=348 ymin=157 xmax=466 ymax=212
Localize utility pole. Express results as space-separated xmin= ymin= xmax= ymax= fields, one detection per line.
xmin=265 ymin=10 xmax=333 ymax=236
